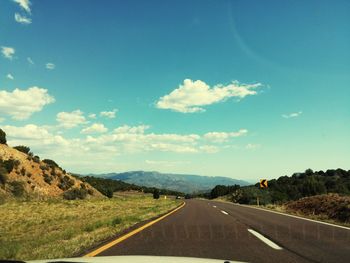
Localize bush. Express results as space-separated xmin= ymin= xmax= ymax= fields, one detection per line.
xmin=40 ymin=165 xmax=49 ymax=171
xmin=20 ymin=167 xmax=26 ymax=176
xmin=33 ymin=156 xmax=40 ymax=163
xmin=58 ymin=176 xmax=75 ymax=190
xmin=63 ymin=188 xmax=87 ymax=200
xmin=0 ymin=129 xmax=6 ymax=144
xmin=105 ymin=189 xmax=113 ymax=198
xmin=153 ymin=189 xmax=160 ymax=199
xmin=43 ymin=174 xmax=53 ymax=185
xmin=1 ymin=159 xmax=16 ymax=173
xmin=0 ymin=167 xmax=8 ymax=185
xmin=42 ymin=159 xmax=59 ymax=168
xmin=9 ymin=181 xmax=25 ymax=197
xmin=13 ymin=146 xmax=31 ymax=154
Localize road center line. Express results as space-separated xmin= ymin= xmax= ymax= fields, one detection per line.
xmin=220 ymin=210 xmax=228 ymax=215
xmin=248 ymin=229 xmax=283 ymax=250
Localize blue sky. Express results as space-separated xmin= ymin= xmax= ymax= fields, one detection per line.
xmin=0 ymin=0 xmax=349 ymax=182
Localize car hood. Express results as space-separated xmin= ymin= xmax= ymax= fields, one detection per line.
xmin=27 ymin=255 xmax=246 ymax=263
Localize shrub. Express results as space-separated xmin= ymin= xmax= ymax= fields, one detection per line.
xmin=1 ymin=159 xmax=16 ymax=173
xmin=111 ymin=217 xmax=122 ymax=225
xmin=0 ymin=129 xmax=6 ymax=144
xmin=43 ymin=174 xmax=53 ymax=185
xmin=42 ymin=159 xmax=59 ymax=168
xmin=63 ymin=188 xmax=87 ymax=200
xmin=33 ymin=156 xmax=40 ymax=163
xmin=9 ymin=181 xmax=25 ymax=197
xmin=20 ymin=167 xmax=26 ymax=176
xmin=40 ymin=165 xmax=49 ymax=171
xmin=105 ymin=189 xmax=113 ymax=198
xmin=87 ymin=188 xmax=94 ymax=195
xmin=13 ymin=146 xmax=31 ymax=154
xmin=153 ymin=189 xmax=160 ymax=199
xmin=0 ymin=167 xmax=8 ymax=185
xmin=58 ymin=176 xmax=75 ymax=190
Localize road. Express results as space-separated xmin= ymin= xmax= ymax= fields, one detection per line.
xmin=94 ymin=199 xmax=350 ymax=263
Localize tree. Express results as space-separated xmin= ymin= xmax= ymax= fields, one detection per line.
xmin=153 ymin=189 xmax=160 ymax=199
xmin=14 ymin=146 xmax=31 ymax=154
xmin=0 ymin=129 xmax=6 ymax=145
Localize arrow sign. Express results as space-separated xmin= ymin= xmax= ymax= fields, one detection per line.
xmin=260 ymin=179 xmax=268 ymax=188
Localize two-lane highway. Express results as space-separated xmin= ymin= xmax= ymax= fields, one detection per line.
xmin=87 ymin=199 xmax=350 ymax=262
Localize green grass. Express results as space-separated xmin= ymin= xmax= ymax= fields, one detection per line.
xmin=0 ymin=194 xmax=180 ymax=261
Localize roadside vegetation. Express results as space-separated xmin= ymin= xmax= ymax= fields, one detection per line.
xmin=206 ymin=168 xmax=350 ymax=205
xmin=206 ymin=168 xmax=350 ymax=225
xmin=0 ymin=193 xmax=180 ymax=261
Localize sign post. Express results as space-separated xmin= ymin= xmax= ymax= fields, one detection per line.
xmin=258 ymin=179 xmax=268 ymax=206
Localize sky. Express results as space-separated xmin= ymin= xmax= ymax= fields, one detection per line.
xmin=0 ymin=0 xmax=349 ymax=182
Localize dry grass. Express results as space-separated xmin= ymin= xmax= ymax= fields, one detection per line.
xmin=261 ymin=194 xmax=350 ymax=228
xmin=0 ymin=194 xmax=180 ymax=261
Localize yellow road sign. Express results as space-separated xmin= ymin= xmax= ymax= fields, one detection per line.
xmin=260 ymin=179 xmax=268 ymax=188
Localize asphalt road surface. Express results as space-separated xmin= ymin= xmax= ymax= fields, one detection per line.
xmin=95 ymin=199 xmax=350 ymax=263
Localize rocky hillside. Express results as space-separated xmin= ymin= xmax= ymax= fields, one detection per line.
xmin=0 ymin=143 xmax=102 ymax=200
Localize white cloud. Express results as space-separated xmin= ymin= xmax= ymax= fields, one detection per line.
xmin=6 ymin=74 xmax=14 ymax=80
xmin=0 ymin=87 xmax=55 ymax=120
xmin=246 ymin=143 xmax=261 ymax=150
xmin=14 ymin=13 xmax=32 ymax=24
xmin=88 ymin=113 xmax=96 ymax=119
xmin=46 ymin=63 xmax=55 ymax=70
xmin=204 ymin=129 xmax=248 ymax=143
xmin=81 ymin=123 xmax=108 ymax=134
xmin=100 ymin=109 xmax=117 ymax=119
xmin=282 ymin=111 xmax=302 ymax=119
xmin=1 ymin=123 xmax=251 ymax=173
xmin=114 ymin=125 xmax=150 ymax=134
xmin=56 ymin=110 xmax=87 ymax=129
xmin=1 ymin=46 xmax=15 ymax=60
xmin=156 ymin=79 xmax=262 ymax=113
xmin=13 ymin=0 xmax=31 ymax=13
xmin=199 ymin=145 xmax=219 ymax=153
xmin=27 ymin=57 xmax=34 ymax=64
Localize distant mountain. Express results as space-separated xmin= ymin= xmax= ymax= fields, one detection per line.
xmin=90 ymin=171 xmax=249 ymax=194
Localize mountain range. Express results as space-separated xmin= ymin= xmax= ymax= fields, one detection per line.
xmin=89 ymin=171 xmax=249 ymax=194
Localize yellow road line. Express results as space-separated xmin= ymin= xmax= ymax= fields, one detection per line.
xmin=84 ymin=202 xmax=186 ymax=257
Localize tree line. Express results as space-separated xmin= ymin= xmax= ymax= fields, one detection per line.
xmin=205 ymin=168 xmax=350 ymax=205
xmin=77 ymin=175 xmax=184 ymax=198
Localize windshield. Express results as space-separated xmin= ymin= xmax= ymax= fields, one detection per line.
xmin=0 ymin=1 xmax=349 ymax=263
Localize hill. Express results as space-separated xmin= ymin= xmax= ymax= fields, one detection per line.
xmin=208 ymin=168 xmax=350 ymax=205
xmin=90 ymin=171 xmax=249 ymax=194
xmin=0 ymin=135 xmax=102 ymax=200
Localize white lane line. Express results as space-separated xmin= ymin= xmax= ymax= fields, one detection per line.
xmin=248 ymin=229 xmax=283 ymax=250
xmin=221 ymin=210 xmax=228 ymax=215
xmin=213 ymin=205 xmax=217 ymax=208
xmin=235 ymin=204 xmax=350 ymax=231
